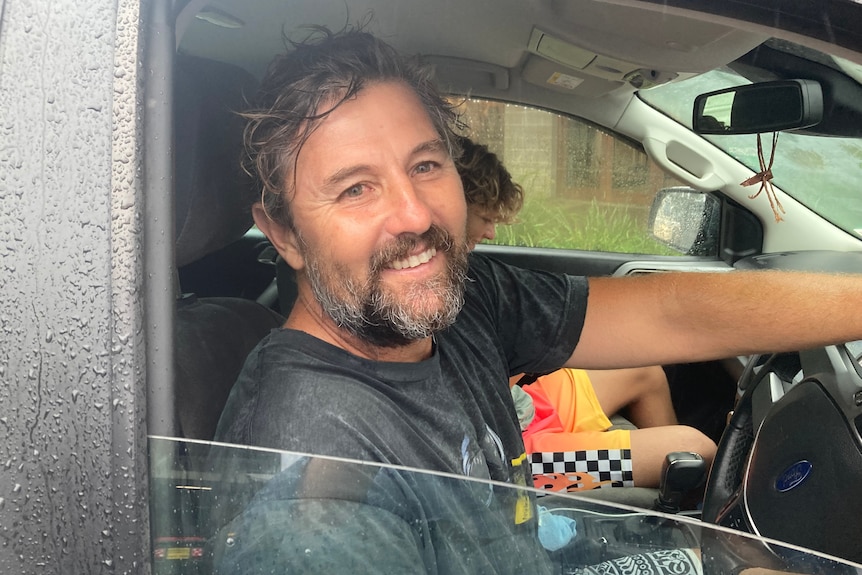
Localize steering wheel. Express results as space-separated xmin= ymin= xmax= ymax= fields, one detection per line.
xmin=700 ymin=344 xmax=862 ymax=565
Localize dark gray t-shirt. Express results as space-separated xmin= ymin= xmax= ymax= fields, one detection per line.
xmin=210 ymin=253 xmax=588 ymax=573
xmin=216 ymin=253 xmax=587 ymax=476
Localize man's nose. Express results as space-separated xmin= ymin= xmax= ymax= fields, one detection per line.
xmin=384 ymin=177 xmax=433 ymax=236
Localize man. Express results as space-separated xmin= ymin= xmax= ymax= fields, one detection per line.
xmin=211 ymin=27 xmax=862 ymax=573
xmin=457 ymin=136 xmax=716 ymax=490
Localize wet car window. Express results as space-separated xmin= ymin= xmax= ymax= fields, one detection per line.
xmin=641 ymin=65 xmax=862 ymax=239
xmin=458 ymin=99 xmax=690 ymax=255
xmin=149 ymin=436 xmax=861 ymax=574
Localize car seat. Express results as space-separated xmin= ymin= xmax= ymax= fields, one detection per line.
xmin=172 ymin=54 xmax=284 ymax=441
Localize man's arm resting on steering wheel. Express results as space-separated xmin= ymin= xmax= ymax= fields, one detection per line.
xmin=569 ymin=271 xmax=862 ymax=370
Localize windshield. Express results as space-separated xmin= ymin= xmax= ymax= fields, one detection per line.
xmin=149 ymin=436 xmax=861 ymax=574
xmin=641 ymin=66 xmax=862 ymax=240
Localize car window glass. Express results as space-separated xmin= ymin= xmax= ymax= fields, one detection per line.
xmin=457 ymin=99 xmax=689 ymax=255
xmin=641 ymin=67 xmax=862 ymax=239
xmin=149 ymin=436 xmax=861 ymax=574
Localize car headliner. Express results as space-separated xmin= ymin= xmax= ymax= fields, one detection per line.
xmin=176 ymin=0 xmax=862 ymax=145
xmin=176 ymin=1 xmax=768 ymax=120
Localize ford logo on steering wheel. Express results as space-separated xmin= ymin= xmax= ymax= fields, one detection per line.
xmin=775 ymin=460 xmax=813 ymax=493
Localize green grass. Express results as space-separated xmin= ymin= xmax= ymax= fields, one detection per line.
xmin=489 ymin=197 xmax=678 ymax=255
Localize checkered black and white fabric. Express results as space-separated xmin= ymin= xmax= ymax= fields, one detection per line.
xmin=530 ymin=449 xmax=634 ymax=493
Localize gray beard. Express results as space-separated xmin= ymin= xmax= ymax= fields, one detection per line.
xmin=303 ymin=227 xmax=470 ymax=348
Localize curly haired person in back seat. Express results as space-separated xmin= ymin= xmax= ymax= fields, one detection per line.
xmin=457 ymin=135 xmax=716 ymax=492
xmin=210 ymin=26 xmax=862 ymax=574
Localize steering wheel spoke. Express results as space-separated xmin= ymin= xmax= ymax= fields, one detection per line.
xmin=801 ymin=345 xmax=862 ymax=419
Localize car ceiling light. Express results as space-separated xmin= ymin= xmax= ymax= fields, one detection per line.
xmin=195 ymin=7 xmax=245 ymax=29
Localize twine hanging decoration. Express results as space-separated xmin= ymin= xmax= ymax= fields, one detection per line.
xmin=740 ymin=131 xmax=785 ymax=222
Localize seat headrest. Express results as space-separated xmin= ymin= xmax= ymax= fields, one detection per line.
xmin=174 ymin=54 xmax=260 ymax=267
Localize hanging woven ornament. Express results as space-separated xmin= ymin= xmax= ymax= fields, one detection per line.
xmin=740 ymin=131 xmax=785 ymax=222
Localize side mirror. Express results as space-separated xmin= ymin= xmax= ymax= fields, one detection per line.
xmin=648 ymin=188 xmax=721 ymax=256
xmin=693 ymin=79 xmax=823 ymax=135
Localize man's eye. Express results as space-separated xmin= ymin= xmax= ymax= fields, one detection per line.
xmin=414 ymin=161 xmax=438 ymax=174
xmin=341 ymin=184 xmax=365 ymax=199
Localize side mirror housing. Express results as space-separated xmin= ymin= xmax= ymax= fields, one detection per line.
xmin=693 ymin=79 xmax=823 ymax=135
xmin=648 ymin=187 xmax=721 ymax=256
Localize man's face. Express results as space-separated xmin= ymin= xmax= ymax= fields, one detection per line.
xmin=466 ymin=205 xmax=498 ymax=250
xmin=285 ymin=81 xmax=470 ymax=347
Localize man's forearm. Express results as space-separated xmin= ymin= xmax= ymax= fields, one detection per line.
xmin=568 ymin=271 xmax=862 ymax=369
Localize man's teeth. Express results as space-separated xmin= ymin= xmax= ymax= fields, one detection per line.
xmin=390 ymin=248 xmax=437 ymax=270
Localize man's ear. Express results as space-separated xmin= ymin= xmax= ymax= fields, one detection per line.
xmin=252 ymin=203 xmax=305 ymax=270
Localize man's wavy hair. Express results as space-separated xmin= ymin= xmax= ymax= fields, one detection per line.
xmin=457 ymin=136 xmax=524 ymax=224
xmin=242 ymin=26 xmax=462 ymax=229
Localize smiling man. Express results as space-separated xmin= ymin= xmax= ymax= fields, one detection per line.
xmin=257 ymin=81 xmax=471 ymax=354
xmin=211 ymin=26 xmax=862 ymax=574
xmin=213 ymin=29 xmax=583 ymax=572
xmin=217 ymin=28 xmax=553 ymax=494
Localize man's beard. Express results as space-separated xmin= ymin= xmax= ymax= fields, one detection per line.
xmin=301 ymin=224 xmax=470 ymax=348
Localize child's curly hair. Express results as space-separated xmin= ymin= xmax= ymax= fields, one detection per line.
xmin=456 ymin=136 xmax=524 ymax=223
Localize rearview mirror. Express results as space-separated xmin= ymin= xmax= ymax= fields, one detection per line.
xmin=648 ymin=187 xmax=720 ymax=256
xmin=693 ymin=79 xmax=823 ymax=135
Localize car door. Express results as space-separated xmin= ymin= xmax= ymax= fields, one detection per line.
xmin=0 ymin=0 xmax=151 ymax=573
